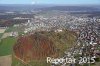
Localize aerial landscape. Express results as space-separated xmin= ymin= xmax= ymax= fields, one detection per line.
xmin=0 ymin=0 xmax=100 ymax=66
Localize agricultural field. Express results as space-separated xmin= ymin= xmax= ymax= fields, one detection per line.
xmin=0 ymin=37 xmax=16 ymax=56
xmin=0 ymin=33 xmax=3 ymax=38
xmin=0 ymin=28 xmax=6 ymax=33
xmin=0 ymin=55 xmax=12 ymax=66
xmin=5 ymin=26 xmax=17 ymax=32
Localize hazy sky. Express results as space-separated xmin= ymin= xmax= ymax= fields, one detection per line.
xmin=0 ymin=0 xmax=100 ymax=5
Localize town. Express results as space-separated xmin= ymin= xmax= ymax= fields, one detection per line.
xmin=0 ymin=5 xmax=100 ymax=66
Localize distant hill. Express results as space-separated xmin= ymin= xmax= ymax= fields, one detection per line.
xmin=41 ymin=6 xmax=100 ymax=12
xmin=0 ymin=4 xmax=53 ymax=12
xmin=0 ymin=4 xmax=100 ymax=12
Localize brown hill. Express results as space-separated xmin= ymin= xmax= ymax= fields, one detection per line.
xmin=13 ymin=33 xmax=56 ymax=63
xmin=13 ymin=30 xmax=77 ymax=64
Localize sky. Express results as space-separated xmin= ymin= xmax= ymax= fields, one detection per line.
xmin=0 ymin=0 xmax=100 ymax=5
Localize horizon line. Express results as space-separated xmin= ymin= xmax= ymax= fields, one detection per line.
xmin=0 ymin=3 xmax=100 ymax=6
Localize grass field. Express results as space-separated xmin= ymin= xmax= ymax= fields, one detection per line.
xmin=0 ymin=37 xmax=16 ymax=56
xmin=0 ymin=33 xmax=3 ymax=38
xmin=5 ymin=27 xmax=16 ymax=32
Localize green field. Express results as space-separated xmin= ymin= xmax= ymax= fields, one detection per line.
xmin=0 ymin=37 xmax=16 ymax=56
xmin=0 ymin=33 xmax=3 ymax=38
xmin=5 ymin=26 xmax=17 ymax=32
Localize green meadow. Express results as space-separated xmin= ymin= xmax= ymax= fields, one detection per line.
xmin=0 ymin=37 xmax=16 ymax=56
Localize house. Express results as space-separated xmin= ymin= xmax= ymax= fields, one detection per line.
xmin=55 ymin=29 xmax=63 ymax=32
